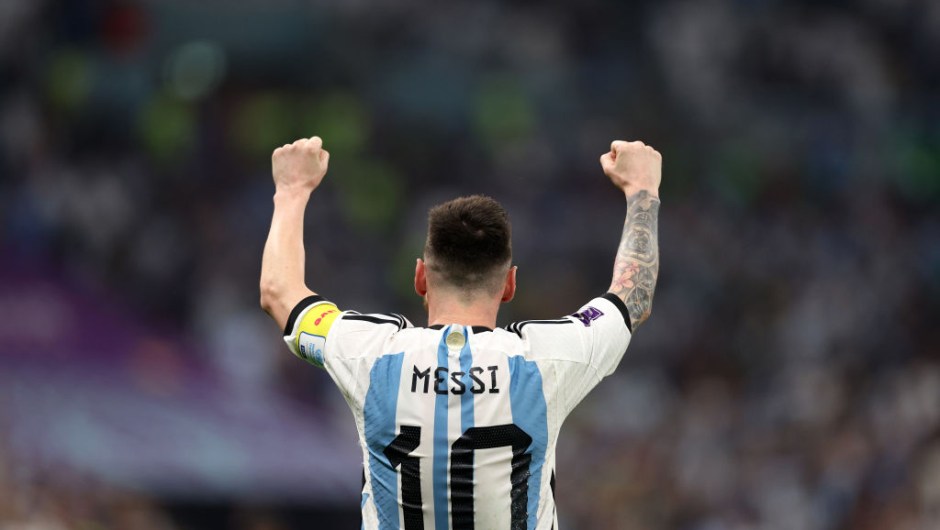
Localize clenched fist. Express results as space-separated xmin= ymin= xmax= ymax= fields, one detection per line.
xmin=600 ymin=140 xmax=661 ymax=198
xmin=272 ymin=136 xmax=330 ymax=193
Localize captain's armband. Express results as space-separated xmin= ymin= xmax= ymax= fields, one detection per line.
xmin=283 ymin=295 xmax=341 ymax=367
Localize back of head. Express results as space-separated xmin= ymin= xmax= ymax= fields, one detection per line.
xmin=425 ymin=195 xmax=512 ymax=296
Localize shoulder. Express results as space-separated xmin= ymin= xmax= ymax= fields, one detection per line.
xmin=503 ymin=294 xmax=629 ymax=338
xmin=499 ymin=294 xmax=631 ymax=361
xmin=340 ymin=311 xmax=412 ymax=331
xmin=284 ymin=295 xmax=413 ymax=334
xmin=503 ymin=318 xmax=576 ymax=338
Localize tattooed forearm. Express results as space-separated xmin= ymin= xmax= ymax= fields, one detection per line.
xmin=608 ymin=190 xmax=660 ymax=330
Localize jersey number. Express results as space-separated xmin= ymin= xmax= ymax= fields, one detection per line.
xmin=383 ymin=423 xmax=533 ymax=530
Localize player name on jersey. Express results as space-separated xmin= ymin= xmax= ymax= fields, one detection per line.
xmin=410 ymin=365 xmax=500 ymax=395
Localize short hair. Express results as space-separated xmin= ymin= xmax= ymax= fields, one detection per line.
xmin=424 ymin=195 xmax=512 ymax=294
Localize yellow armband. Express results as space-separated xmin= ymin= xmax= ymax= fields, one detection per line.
xmin=284 ymin=301 xmax=340 ymax=366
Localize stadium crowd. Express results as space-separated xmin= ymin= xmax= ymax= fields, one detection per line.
xmin=1 ymin=0 xmax=939 ymax=528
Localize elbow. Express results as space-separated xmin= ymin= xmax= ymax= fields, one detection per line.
xmin=259 ymin=278 xmax=281 ymax=315
xmin=627 ymin=299 xmax=654 ymax=332
xmin=629 ymin=315 xmax=646 ymax=332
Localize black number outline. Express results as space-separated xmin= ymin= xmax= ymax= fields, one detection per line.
xmin=384 ymin=426 xmax=425 ymax=529
xmin=382 ymin=424 xmax=533 ymax=530
xmin=451 ymin=424 xmax=533 ymax=530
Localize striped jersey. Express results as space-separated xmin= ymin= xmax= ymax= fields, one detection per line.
xmin=283 ymin=293 xmax=632 ymax=530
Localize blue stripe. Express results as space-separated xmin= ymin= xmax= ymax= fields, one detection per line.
xmin=360 ymin=493 xmax=370 ymax=530
xmin=508 ymin=356 xmax=548 ymax=530
xmin=433 ymin=327 xmax=451 ymax=530
xmin=363 ymin=352 xmax=405 ymax=529
xmin=458 ymin=328 xmax=474 ymax=433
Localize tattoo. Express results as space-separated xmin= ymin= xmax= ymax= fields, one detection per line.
xmin=609 ymin=190 xmax=660 ymax=330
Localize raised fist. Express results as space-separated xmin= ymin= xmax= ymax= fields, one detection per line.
xmin=600 ymin=140 xmax=661 ymax=197
xmin=272 ymin=136 xmax=330 ymax=193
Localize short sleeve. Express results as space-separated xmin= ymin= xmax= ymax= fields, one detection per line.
xmin=571 ymin=293 xmax=633 ymax=377
xmin=508 ymin=293 xmax=632 ymax=414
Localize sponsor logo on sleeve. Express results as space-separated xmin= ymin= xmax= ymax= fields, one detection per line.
xmin=572 ymin=306 xmax=604 ymax=327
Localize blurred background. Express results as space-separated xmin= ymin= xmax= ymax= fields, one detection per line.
xmin=1 ymin=0 xmax=939 ymax=528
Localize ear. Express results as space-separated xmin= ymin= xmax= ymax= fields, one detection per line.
xmin=415 ymin=258 xmax=428 ymax=297
xmin=500 ymin=266 xmax=517 ymax=303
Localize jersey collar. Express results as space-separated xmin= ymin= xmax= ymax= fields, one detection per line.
xmin=429 ymin=324 xmax=493 ymax=333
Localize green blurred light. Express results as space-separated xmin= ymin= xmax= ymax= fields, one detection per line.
xmin=138 ymin=94 xmax=196 ymax=163
xmin=164 ymin=41 xmax=226 ymax=102
xmin=298 ymin=92 xmax=370 ymax=156
xmin=45 ymin=49 xmax=93 ymax=113
xmin=231 ymin=92 xmax=294 ymax=159
xmin=335 ymin=159 xmax=403 ymax=232
xmin=894 ymin=140 xmax=940 ymax=202
xmin=473 ymin=76 xmax=535 ymax=152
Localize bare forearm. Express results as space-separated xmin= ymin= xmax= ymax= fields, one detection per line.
xmin=260 ymin=190 xmax=316 ymax=329
xmin=608 ymin=189 xmax=660 ymax=330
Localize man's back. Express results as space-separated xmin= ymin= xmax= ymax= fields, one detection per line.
xmin=284 ymin=294 xmax=632 ymax=529
xmin=261 ymin=136 xmax=661 ymax=528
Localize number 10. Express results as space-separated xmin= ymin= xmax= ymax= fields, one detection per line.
xmin=383 ymin=423 xmax=533 ymax=530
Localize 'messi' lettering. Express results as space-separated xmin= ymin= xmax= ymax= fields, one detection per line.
xmin=411 ymin=365 xmax=499 ymax=395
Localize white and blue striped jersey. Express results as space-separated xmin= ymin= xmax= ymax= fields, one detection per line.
xmin=283 ymin=293 xmax=632 ymax=529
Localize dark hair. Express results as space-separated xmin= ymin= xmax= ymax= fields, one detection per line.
xmin=425 ymin=195 xmax=512 ymax=292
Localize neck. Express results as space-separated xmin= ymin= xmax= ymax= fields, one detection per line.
xmin=427 ymin=292 xmax=500 ymax=329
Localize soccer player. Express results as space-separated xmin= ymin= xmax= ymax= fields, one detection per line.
xmin=260 ymin=136 xmax=661 ymax=529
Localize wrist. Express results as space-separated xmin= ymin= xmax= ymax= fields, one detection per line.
xmin=623 ymin=186 xmax=659 ymax=200
xmin=273 ymin=185 xmax=313 ymax=203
